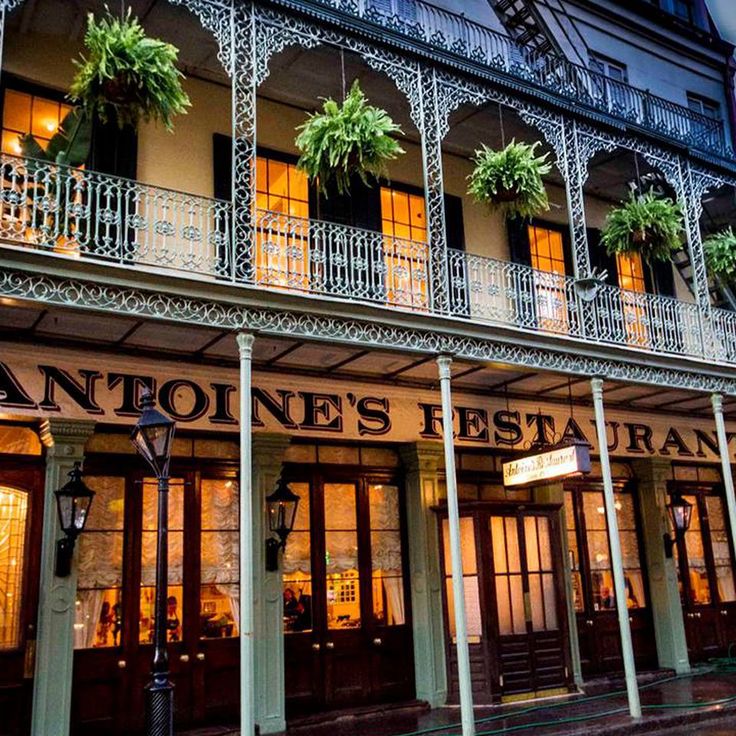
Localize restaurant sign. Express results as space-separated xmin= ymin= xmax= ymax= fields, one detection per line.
xmin=503 ymin=441 xmax=592 ymax=488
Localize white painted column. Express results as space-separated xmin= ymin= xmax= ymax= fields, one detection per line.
xmin=238 ymin=332 xmax=255 ymax=736
xmin=591 ymin=378 xmax=641 ymax=719
xmin=437 ymin=355 xmax=475 ymax=736
xmin=712 ymin=394 xmax=736 ymax=572
xmin=31 ymin=420 xmax=96 ymax=736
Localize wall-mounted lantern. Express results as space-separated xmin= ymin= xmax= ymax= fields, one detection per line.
xmin=664 ymin=493 xmax=693 ymax=558
xmin=265 ymin=477 xmax=300 ymax=572
xmin=54 ymin=462 xmax=95 ymax=577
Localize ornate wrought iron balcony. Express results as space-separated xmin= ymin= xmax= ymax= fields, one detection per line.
xmin=301 ymin=0 xmax=729 ymax=158
xmin=0 ymin=153 xmax=725 ymax=365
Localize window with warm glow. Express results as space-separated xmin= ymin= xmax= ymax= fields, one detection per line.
xmin=0 ymin=487 xmax=27 ymax=649
xmin=528 ymin=224 xmax=567 ymax=330
xmin=616 ymin=252 xmax=648 ymax=345
xmin=254 ymin=156 xmax=310 ymax=289
xmin=380 ymin=187 xmax=429 ymax=309
xmin=1 ymin=88 xmax=71 ymax=156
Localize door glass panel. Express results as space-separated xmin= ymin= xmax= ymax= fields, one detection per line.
xmin=283 ymin=482 xmax=312 ymax=633
xmin=324 ymin=484 xmax=360 ymax=630
xmin=491 ymin=516 xmax=526 ymax=635
xmin=583 ymin=493 xmax=614 ymax=610
xmin=74 ymin=477 xmax=124 ymax=649
xmin=140 ymin=478 xmax=185 ymax=644
xmin=0 ymin=487 xmax=28 ymax=649
xmin=616 ymin=495 xmax=646 ymax=608
xmin=681 ymin=495 xmax=711 ymax=605
xmin=525 ymin=517 xmax=558 ymax=632
xmin=369 ymin=484 xmax=405 ymax=625
xmin=200 ymin=478 xmax=239 ymax=639
xmin=443 ymin=517 xmax=482 ymax=641
xmin=706 ymin=496 xmax=736 ymax=603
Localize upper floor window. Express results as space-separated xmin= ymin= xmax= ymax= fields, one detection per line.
xmin=672 ymin=0 xmax=694 ymax=23
xmin=529 ymin=224 xmax=566 ymax=275
xmin=1 ymin=86 xmax=71 ymax=156
xmin=589 ymin=53 xmax=628 ymax=84
xmin=687 ymin=94 xmax=721 ymax=120
xmin=380 ymin=187 xmax=426 ymax=243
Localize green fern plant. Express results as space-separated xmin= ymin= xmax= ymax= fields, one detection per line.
xmin=295 ymin=80 xmax=405 ymax=196
xmin=69 ymin=7 xmax=190 ymax=131
xmin=704 ymin=227 xmax=736 ymax=278
xmin=600 ymin=189 xmax=683 ymax=263
xmin=467 ymin=140 xmax=551 ymax=219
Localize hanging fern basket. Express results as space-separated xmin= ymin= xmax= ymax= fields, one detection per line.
xmin=704 ymin=226 xmax=736 ymax=280
xmin=295 ymin=79 xmax=405 ymax=196
xmin=600 ymin=190 xmax=684 ymax=264
xmin=467 ymin=140 xmax=552 ymax=220
xmin=69 ymin=8 xmax=191 ymax=132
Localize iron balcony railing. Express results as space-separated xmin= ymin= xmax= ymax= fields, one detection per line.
xmin=0 ymin=153 xmax=726 ymax=364
xmin=306 ymin=0 xmax=729 ymax=157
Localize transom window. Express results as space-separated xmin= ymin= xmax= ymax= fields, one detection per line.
xmin=1 ymin=87 xmax=71 ymax=156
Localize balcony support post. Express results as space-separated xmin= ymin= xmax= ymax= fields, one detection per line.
xmin=238 ymin=332 xmax=256 ymax=736
xmin=420 ymin=67 xmax=450 ymax=315
xmin=231 ymin=2 xmax=258 ymax=285
xmin=437 ymin=355 xmax=475 ymax=736
xmin=562 ymin=120 xmax=592 ymax=280
xmin=591 ymin=377 xmax=641 ymax=720
xmin=712 ymin=394 xmax=736 ymax=578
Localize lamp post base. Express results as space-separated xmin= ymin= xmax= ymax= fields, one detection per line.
xmin=145 ymin=678 xmax=174 ymax=736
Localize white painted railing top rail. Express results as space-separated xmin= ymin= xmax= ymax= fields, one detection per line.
xmin=0 ymin=153 xmax=726 ymax=364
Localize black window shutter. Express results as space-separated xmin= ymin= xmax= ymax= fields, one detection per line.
xmin=587 ymin=227 xmax=618 ymax=285
xmin=213 ymin=132 xmax=232 ymax=201
xmin=652 ymin=260 xmax=676 ymax=297
xmin=444 ymin=194 xmax=465 ymax=252
xmin=89 ymin=120 xmax=137 ymax=179
xmin=507 ymin=216 xmax=531 ymax=265
xmin=317 ymin=175 xmax=381 ymax=231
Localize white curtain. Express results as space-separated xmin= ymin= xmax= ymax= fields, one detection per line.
xmin=73 ymin=589 xmax=105 ymax=649
xmin=383 ymin=577 xmax=405 ymax=625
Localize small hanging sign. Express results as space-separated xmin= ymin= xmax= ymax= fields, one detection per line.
xmin=503 ymin=440 xmax=591 ymax=488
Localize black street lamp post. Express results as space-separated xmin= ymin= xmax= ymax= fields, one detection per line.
xmin=664 ymin=492 xmax=693 ymax=558
xmin=131 ymin=389 xmax=176 ymax=736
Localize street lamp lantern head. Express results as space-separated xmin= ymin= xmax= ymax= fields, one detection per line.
xmin=54 ymin=461 xmax=95 ymax=538
xmin=130 ymin=389 xmax=176 ymax=478
xmin=667 ymin=493 xmax=693 ymax=537
xmin=266 ymin=477 xmax=300 ymax=544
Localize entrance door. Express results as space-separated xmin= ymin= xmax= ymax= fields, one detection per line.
xmin=671 ymin=488 xmax=736 ymax=661
xmin=489 ymin=511 xmax=569 ymax=698
xmin=439 ymin=506 xmax=571 ymax=703
xmin=283 ymin=470 xmax=414 ymax=717
xmin=565 ymin=485 xmax=657 ymax=676
xmin=0 ymin=462 xmax=44 ymax=736
xmin=71 ymin=459 xmax=240 ymax=735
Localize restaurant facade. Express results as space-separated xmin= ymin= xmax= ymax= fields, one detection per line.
xmin=2 ymin=0 xmax=736 ymax=735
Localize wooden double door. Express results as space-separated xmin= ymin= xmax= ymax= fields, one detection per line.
xmin=439 ymin=505 xmax=572 ymax=703
xmin=283 ymin=467 xmax=414 ymax=716
xmin=565 ymin=485 xmax=657 ymax=676
xmin=71 ymin=456 xmax=240 ymax=735
xmin=670 ymin=485 xmax=736 ymax=662
xmin=0 ymin=460 xmax=44 ymax=736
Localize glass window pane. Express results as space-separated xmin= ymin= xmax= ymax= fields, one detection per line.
xmin=683 ymin=495 xmax=711 ymax=605
xmin=373 ymin=574 xmax=405 ymax=625
xmin=443 ymin=517 xmax=477 ymax=575
xmin=505 ymin=517 xmax=521 ymax=573
xmin=200 ymin=584 xmax=239 ymax=638
xmin=31 ymin=98 xmax=60 ymax=139
xmin=140 ymin=584 xmax=184 ymax=644
xmin=0 ymin=487 xmax=28 ymax=649
xmin=369 ymin=484 xmax=399 ymax=530
xmin=491 ymin=516 xmax=507 ymax=574
xmin=525 ymin=516 xmax=540 ymax=572
xmin=445 ymin=576 xmax=482 ymax=641
xmin=509 ymin=574 xmax=526 ymax=634
xmin=324 ymin=483 xmax=356 ymax=530
xmin=543 ymin=573 xmax=558 ymax=630
xmin=201 ymin=478 xmax=237 ymax=531
xmin=3 ymin=90 xmax=31 ymax=133
xmin=74 ymin=477 xmax=124 ymax=649
xmin=284 ymin=483 xmax=311 ymax=634
xmin=529 ymin=572 xmax=545 ymax=631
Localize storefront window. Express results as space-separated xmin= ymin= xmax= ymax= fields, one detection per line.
xmin=706 ymin=496 xmax=736 ymax=603
xmin=200 ymin=478 xmax=239 ymax=639
xmin=565 ymin=492 xmax=584 ymax=613
xmin=490 ymin=516 xmax=525 ymax=636
xmin=676 ymin=494 xmax=711 ymax=605
xmin=0 ymin=486 xmax=28 ymax=649
xmin=74 ymin=477 xmax=124 ymax=649
xmin=369 ymin=484 xmax=405 ymax=625
xmin=524 ymin=516 xmax=557 ymax=632
xmin=283 ymin=482 xmax=312 ymax=633
xmin=324 ymin=483 xmax=361 ymax=629
xmin=443 ymin=517 xmax=482 ymax=642
xmin=572 ymin=488 xmax=646 ymax=612
xmin=140 ymin=478 xmax=184 ymax=644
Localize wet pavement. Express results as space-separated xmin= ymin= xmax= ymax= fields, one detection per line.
xmin=180 ymin=667 xmax=736 ymax=736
